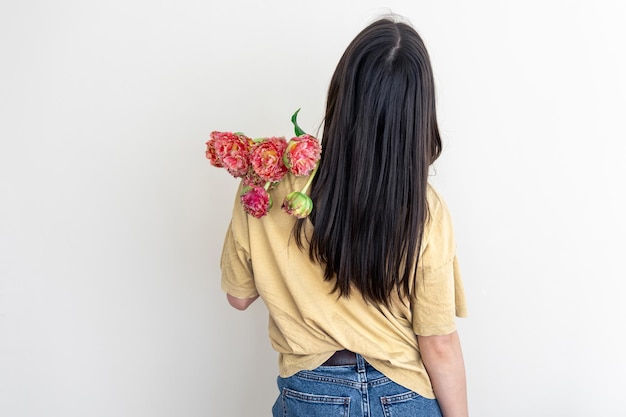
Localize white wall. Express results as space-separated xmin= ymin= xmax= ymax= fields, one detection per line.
xmin=1 ymin=0 xmax=625 ymax=416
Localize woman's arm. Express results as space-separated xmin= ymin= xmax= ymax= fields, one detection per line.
xmin=417 ymin=331 xmax=468 ymax=417
xmin=226 ymin=293 xmax=259 ymax=310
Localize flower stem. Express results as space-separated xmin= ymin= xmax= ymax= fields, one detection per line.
xmin=264 ymin=181 xmax=271 ymax=191
xmin=300 ymin=163 xmax=318 ymax=194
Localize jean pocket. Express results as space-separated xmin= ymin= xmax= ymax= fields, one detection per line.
xmin=380 ymin=391 xmax=442 ymax=417
xmin=277 ymin=388 xmax=350 ymax=417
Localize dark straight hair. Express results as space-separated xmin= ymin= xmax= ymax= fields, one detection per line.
xmin=295 ymin=17 xmax=442 ymax=305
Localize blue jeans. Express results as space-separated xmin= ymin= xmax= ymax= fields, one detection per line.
xmin=272 ymin=354 xmax=442 ymax=417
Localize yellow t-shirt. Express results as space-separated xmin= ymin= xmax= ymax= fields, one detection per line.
xmin=220 ymin=174 xmax=467 ymax=399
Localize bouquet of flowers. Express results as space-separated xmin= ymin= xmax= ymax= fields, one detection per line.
xmin=205 ymin=110 xmax=321 ymax=219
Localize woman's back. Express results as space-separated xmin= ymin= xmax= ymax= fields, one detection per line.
xmin=221 ymin=172 xmax=466 ymax=398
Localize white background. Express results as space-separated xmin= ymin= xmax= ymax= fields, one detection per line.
xmin=1 ymin=0 xmax=625 ymax=416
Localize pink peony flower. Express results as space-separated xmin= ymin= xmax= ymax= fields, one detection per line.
xmin=205 ymin=134 xmax=223 ymax=167
xmin=250 ymin=137 xmax=288 ymax=183
xmin=283 ymin=134 xmax=321 ymax=176
xmin=210 ymin=131 xmax=252 ymax=178
xmin=240 ymin=185 xmax=272 ymax=218
xmin=281 ymin=191 xmax=313 ymax=218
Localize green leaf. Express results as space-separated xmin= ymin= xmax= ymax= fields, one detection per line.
xmin=291 ymin=109 xmax=306 ymax=137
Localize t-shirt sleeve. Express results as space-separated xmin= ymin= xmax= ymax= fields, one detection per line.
xmin=412 ymin=188 xmax=468 ymax=336
xmin=220 ymin=186 xmax=259 ymax=299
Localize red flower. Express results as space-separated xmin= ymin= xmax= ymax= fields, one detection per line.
xmin=240 ymin=185 xmax=272 ymax=218
xmin=205 ymin=134 xmax=223 ymax=167
xmin=208 ymin=131 xmax=252 ymax=178
xmin=283 ymin=134 xmax=321 ymax=176
xmin=250 ymin=137 xmax=288 ymax=183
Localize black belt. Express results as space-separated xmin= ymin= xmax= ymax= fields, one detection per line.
xmin=322 ymin=350 xmax=357 ymax=366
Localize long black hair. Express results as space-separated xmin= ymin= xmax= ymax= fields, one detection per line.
xmin=295 ymin=17 xmax=442 ymax=305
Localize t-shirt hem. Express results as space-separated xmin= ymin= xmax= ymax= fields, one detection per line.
xmin=413 ymin=324 xmax=457 ymax=337
xmin=221 ymin=281 xmax=259 ymax=299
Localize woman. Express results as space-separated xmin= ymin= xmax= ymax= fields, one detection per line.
xmin=220 ymin=17 xmax=469 ymax=417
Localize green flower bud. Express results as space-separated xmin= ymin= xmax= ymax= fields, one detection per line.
xmin=281 ymin=191 xmax=313 ymax=219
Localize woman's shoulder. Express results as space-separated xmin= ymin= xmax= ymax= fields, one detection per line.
xmin=425 ymin=183 xmax=455 ymax=231
xmin=426 ymin=183 xmax=446 ymax=214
